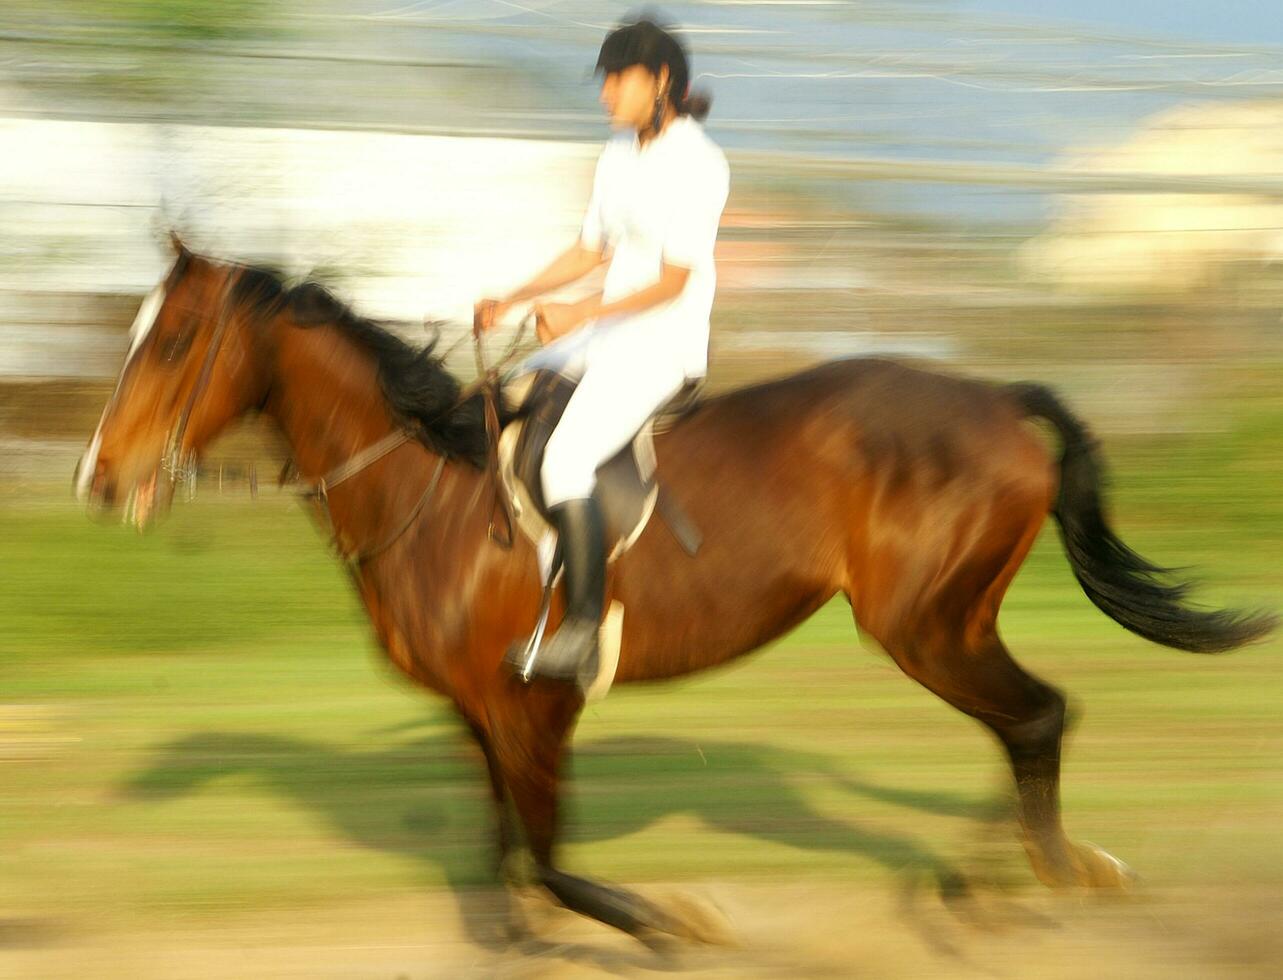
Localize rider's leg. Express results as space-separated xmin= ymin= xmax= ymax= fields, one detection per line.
xmin=525 ymin=497 xmax=608 ymax=682
xmin=530 ymin=347 xmax=686 ymax=682
xmin=541 ymin=337 xmax=688 ymax=509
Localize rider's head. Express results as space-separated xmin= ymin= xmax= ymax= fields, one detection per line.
xmin=595 ymin=17 xmax=711 ymax=134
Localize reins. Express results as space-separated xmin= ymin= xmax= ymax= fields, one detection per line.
xmin=294 ymin=312 xmax=531 ymax=562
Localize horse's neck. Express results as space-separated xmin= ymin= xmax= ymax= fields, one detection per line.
xmin=261 ymin=319 xmax=490 ymax=548
xmin=264 ymin=322 xmax=406 ymax=483
xmin=261 ymin=320 xmax=499 ymax=669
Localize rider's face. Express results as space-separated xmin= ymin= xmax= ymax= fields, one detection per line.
xmin=599 ymin=65 xmax=668 ymax=131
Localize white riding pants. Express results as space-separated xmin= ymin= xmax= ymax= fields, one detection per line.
xmin=534 ymin=326 xmax=688 ymax=507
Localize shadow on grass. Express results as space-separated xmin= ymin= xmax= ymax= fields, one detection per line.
xmin=119 ymin=728 xmax=1009 ymax=950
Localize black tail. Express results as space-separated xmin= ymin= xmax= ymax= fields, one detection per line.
xmin=1010 ymin=383 xmax=1276 ymax=653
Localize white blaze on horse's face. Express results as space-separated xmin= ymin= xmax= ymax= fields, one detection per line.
xmin=124 ymin=283 xmax=168 ymax=367
xmin=74 ymin=282 xmax=168 ymax=503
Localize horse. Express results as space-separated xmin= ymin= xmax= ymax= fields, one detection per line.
xmin=75 ymin=241 xmax=1275 ymax=941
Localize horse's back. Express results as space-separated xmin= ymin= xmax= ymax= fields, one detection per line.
xmin=669 ymin=356 xmax=1041 ymax=477
xmin=612 ymin=357 xmax=1053 ymax=679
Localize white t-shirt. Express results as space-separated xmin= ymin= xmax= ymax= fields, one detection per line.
xmin=580 ymin=116 xmax=730 ymax=379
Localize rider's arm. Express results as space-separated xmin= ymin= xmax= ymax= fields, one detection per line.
xmin=476 ymin=156 xmax=613 ymax=332
xmin=540 ymin=151 xmax=727 ymax=341
xmin=511 ymin=143 xmax=620 ymax=303
xmin=475 ymin=242 xmax=605 ymax=333
xmin=503 ymin=243 xmax=608 ymax=305
xmin=575 ymin=263 xmax=690 ymax=322
xmin=536 ymin=261 xmax=689 ymax=343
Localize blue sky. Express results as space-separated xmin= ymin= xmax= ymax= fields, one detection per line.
xmin=960 ymin=0 xmax=1283 ymax=46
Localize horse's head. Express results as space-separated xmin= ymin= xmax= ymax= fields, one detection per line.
xmin=75 ymin=237 xmax=276 ymax=528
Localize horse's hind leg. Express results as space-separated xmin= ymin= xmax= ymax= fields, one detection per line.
xmin=850 ymin=500 xmax=1133 ymax=890
xmin=877 ymin=621 xmax=1132 ymax=888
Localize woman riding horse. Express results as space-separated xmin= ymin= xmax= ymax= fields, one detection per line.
xmin=474 ymin=19 xmax=729 ymax=684
xmin=74 ymin=17 xmax=1276 ymax=949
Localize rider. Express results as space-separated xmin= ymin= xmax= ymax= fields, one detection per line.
xmin=475 ymin=18 xmax=729 ymax=683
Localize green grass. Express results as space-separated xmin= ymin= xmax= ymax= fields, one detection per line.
xmin=2 ymin=402 xmax=1281 ymax=934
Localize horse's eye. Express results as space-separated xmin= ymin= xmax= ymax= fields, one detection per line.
xmin=160 ymin=326 xmax=195 ymax=364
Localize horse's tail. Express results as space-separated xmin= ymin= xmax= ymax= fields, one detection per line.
xmin=1009 ymin=382 xmax=1276 ymax=653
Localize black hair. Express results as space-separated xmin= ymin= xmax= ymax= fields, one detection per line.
xmin=595 ymin=17 xmax=712 ymax=121
xmin=231 ymin=267 xmax=488 ymax=467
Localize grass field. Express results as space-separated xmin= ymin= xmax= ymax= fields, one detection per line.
xmin=2 ymin=393 xmax=1282 ymax=977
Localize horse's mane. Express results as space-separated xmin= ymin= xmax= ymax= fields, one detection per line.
xmin=232 ymin=266 xmax=488 ymax=468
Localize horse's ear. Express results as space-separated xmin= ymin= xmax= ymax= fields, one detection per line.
xmin=152 ymin=198 xmax=190 ymax=257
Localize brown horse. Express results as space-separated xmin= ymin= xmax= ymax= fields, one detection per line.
xmin=76 ymin=244 xmax=1274 ymax=940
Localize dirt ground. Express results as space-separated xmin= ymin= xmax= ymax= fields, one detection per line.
xmin=3 ymin=878 xmax=1281 ymax=980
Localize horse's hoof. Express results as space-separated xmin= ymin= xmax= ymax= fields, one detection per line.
xmin=1024 ymin=836 xmax=1139 ymax=892
xmin=1072 ymin=842 xmax=1139 ymax=891
xmin=661 ymin=890 xmax=739 ymax=947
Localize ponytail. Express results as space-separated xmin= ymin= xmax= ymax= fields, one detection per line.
xmin=680 ymin=88 xmax=712 ymax=121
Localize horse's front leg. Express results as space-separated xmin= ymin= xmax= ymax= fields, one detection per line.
xmin=486 ymin=687 xmax=688 ymax=942
xmin=464 ymin=718 xmax=521 ymax=882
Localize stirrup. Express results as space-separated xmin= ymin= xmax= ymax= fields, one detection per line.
xmin=504 ymin=617 xmax=600 ymax=691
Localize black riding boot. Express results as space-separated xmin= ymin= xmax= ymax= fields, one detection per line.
xmin=526 ymin=496 xmax=606 ymax=683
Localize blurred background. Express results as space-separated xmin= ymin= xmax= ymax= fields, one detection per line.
xmin=2 ymin=2 xmax=1281 ymax=977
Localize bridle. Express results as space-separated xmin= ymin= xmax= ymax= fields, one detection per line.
xmin=295 ymin=428 xmax=445 ymax=567
xmin=160 ymin=275 xmax=239 ymax=506
xmin=163 ymin=266 xmax=532 ymax=566
xmin=301 ymin=311 xmax=532 ymax=564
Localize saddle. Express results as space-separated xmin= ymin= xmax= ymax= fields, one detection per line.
xmin=494 ymin=371 xmax=703 ymax=698
xmin=497 ymin=370 xmax=703 ymax=565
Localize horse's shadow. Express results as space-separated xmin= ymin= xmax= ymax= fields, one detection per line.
xmin=119 ymin=726 xmax=1012 ymax=951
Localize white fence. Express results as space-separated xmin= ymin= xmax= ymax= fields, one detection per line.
xmin=0 ymin=117 xmax=599 ymax=377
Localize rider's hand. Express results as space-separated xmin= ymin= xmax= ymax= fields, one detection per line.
xmin=534 ymin=302 xmax=583 ymax=345
xmin=473 ymin=297 xmax=511 ymax=336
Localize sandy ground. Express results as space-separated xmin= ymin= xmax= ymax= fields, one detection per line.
xmin=3 ymin=878 xmax=1281 ymax=980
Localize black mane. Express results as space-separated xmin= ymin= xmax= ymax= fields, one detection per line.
xmin=233 ymin=266 xmax=488 ymax=468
